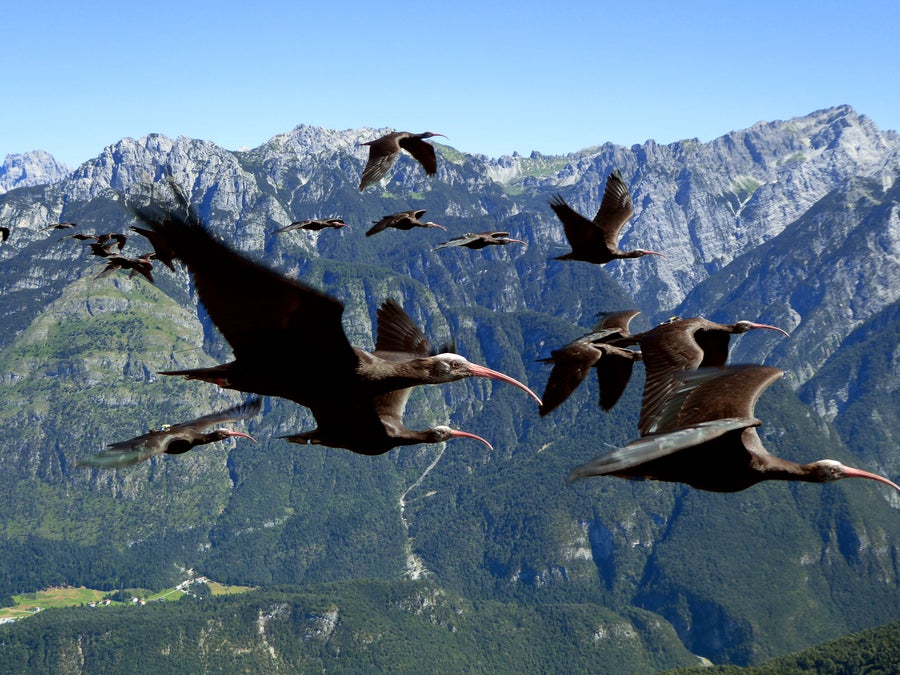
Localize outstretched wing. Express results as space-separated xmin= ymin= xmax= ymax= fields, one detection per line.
xmin=398 ymin=136 xmax=439 ymax=175
xmin=567 ymin=418 xmax=760 ymax=483
xmin=549 ymin=194 xmax=609 ymax=257
xmin=539 ymin=344 xmax=602 ymax=416
xmin=132 ymin=191 xmax=359 ymax=402
xmin=592 ymin=170 xmax=634 ymax=247
xmin=169 ymin=398 xmax=263 ymax=434
xmin=375 ymin=299 xmax=434 ymax=356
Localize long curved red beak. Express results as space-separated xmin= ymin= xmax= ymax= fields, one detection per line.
xmin=448 ymin=429 xmax=494 ymax=451
xmin=465 ymin=363 xmax=543 ymax=406
xmin=225 ymin=430 xmax=257 ymax=443
xmin=750 ymin=322 xmax=791 ymax=337
xmin=841 ymin=467 xmax=900 ymax=492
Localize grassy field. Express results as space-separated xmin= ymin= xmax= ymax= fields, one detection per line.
xmin=0 ymin=580 xmax=256 ymax=621
xmin=0 ymin=586 xmax=109 ymax=620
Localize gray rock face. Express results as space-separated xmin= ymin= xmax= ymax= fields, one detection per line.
xmin=483 ymin=106 xmax=900 ymax=315
xmin=0 ymin=150 xmax=69 ymax=194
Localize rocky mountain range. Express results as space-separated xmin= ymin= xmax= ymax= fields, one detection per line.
xmin=0 ymin=150 xmax=69 ymax=194
xmin=0 ymin=105 xmax=897 ymax=669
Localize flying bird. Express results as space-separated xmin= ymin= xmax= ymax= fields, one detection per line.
xmin=275 ymin=218 xmax=348 ymax=233
xmin=366 ymin=209 xmax=446 ymax=237
xmin=63 ymin=232 xmax=127 ymax=248
xmin=281 ymin=299 xmax=501 ymax=454
xmin=95 ymin=253 xmax=157 ymax=283
xmin=131 ymin=190 xmax=541 ymax=453
xmin=358 ymin=131 xmax=446 ymax=192
xmin=44 ymin=222 xmax=77 ymax=231
xmin=636 ymin=317 xmax=790 ymax=436
xmin=78 ymin=398 xmax=261 ymax=468
xmin=0 ymin=227 xmax=9 ymax=242
xmin=538 ymin=310 xmax=643 ymax=416
xmin=434 ymin=231 xmax=526 ymax=251
xmin=549 ymin=171 xmax=664 ymax=263
xmin=567 ymin=365 xmax=900 ymax=494
xmin=88 ymin=240 xmax=123 ymax=258
xmin=130 ymin=226 xmax=176 ymax=271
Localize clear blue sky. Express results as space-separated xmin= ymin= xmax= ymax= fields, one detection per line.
xmin=4 ymin=0 xmax=899 ymax=168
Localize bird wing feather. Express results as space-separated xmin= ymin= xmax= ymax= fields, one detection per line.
xmin=549 ymin=195 xmax=609 ymax=256
xmin=359 ymin=149 xmax=398 ymax=191
xmin=566 ymin=418 xmax=760 ymax=483
xmin=637 ymin=321 xmax=707 ymax=435
xmin=398 ymin=136 xmax=439 ymax=175
xmin=592 ymin=171 xmax=635 ymax=247
xmin=539 ymin=344 xmax=603 ymax=416
xmin=596 ymin=346 xmax=639 ymax=411
xmin=375 ymin=299 xmax=434 ymax=356
xmin=133 ymin=199 xmax=358 ymax=387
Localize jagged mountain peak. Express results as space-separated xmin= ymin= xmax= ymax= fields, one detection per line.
xmin=0 ymin=150 xmax=70 ymax=194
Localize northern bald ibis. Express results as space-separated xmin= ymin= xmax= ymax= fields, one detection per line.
xmin=366 ymin=209 xmax=446 ymax=237
xmin=282 ymin=299 xmax=498 ymax=454
xmin=434 ymin=231 xmax=526 ymax=251
xmin=636 ymin=317 xmax=790 ymax=436
xmin=130 ymin=193 xmax=541 ymax=440
xmin=358 ymin=130 xmax=446 ymax=192
xmin=275 ymin=218 xmax=348 ymax=233
xmin=549 ymin=171 xmax=664 ymax=264
xmin=95 ymin=253 xmax=157 ymax=283
xmin=568 ymin=365 xmax=900 ymax=494
xmin=538 ymin=310 xmax=643 ymax=416
xmin=78 ymin=398 xmax=261 ymax=468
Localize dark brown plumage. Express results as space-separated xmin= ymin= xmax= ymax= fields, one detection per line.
xmin=0 ymin=227 xmax=9 ymax=242
xmin=78 ymin=398 xmax=261 ymax=468
xmin=568 ymin=365 xmax=900 ymax=493
xmin=95 ymin=253 xmax=156 ymax=283
xmin=434 ymin=231 xmax=526 ymax=251
xmin=63 ymin=232 xmax=127 ymax=248
xmin=359 ymin=131 xmax=446 ymax=192
xmin=131 ymin=193 xmax=541 ymax=455
xmin=538 ymin=310 xmax=642 ymax=416
xmin=88 ymin=240 xmax=122 ymax=258
xmin=275 ymin=218 xmax=348 ymax=233
xmin=636 ymin=317 xmax=790 ymax=436
xmin=282 ymin=299 xmax=499 ymax=454
xmin=366 ymin=209 xmax=446 ymax=237
xmin=549 ymin=171 xmax=664 ymax=264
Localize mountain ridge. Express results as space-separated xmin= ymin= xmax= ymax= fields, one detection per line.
xmin=0 ymin=105 xmax=897 ymax=668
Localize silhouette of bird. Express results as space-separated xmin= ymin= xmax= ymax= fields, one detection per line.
xmin=282 ymin=299 xmax=498 ymax=454
xmin=95 ymin=253 xmax=157 ymax=283
xmin=567 ymin=365 xmax=900 ymax=494
xmin=359 ymin=131 xmax=446 ymax=191
xmin=78 ymin=398 xmax=261 ymax=468
xmin=88 ymin=240 xmax=123 ymax=258
xmin=434 ymin=231 xmax=526 ymax=251
xmin=636 ymin=317 xmax=790 ymax=436
xmin=43 ymin=222 xmax=77 ymax=231
xmin=131 ymin=191 xmax=541 ymax=441
xmin=549 ymin=171 xmax=664 ymax=263
xmin=366 ymin=209 xmax=446 ymax=237
xmin=130 ymin=226 xmax=176 ymax=271
xmin=0 ymin=227 xmax=9 ymax=242
xmin=63 ymin=232 xmax=127 ymax=248
xmin=275 ymin=218 xmax=348 ymax=233
xmin=538 ymin=310 xmax=643 ymax=415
